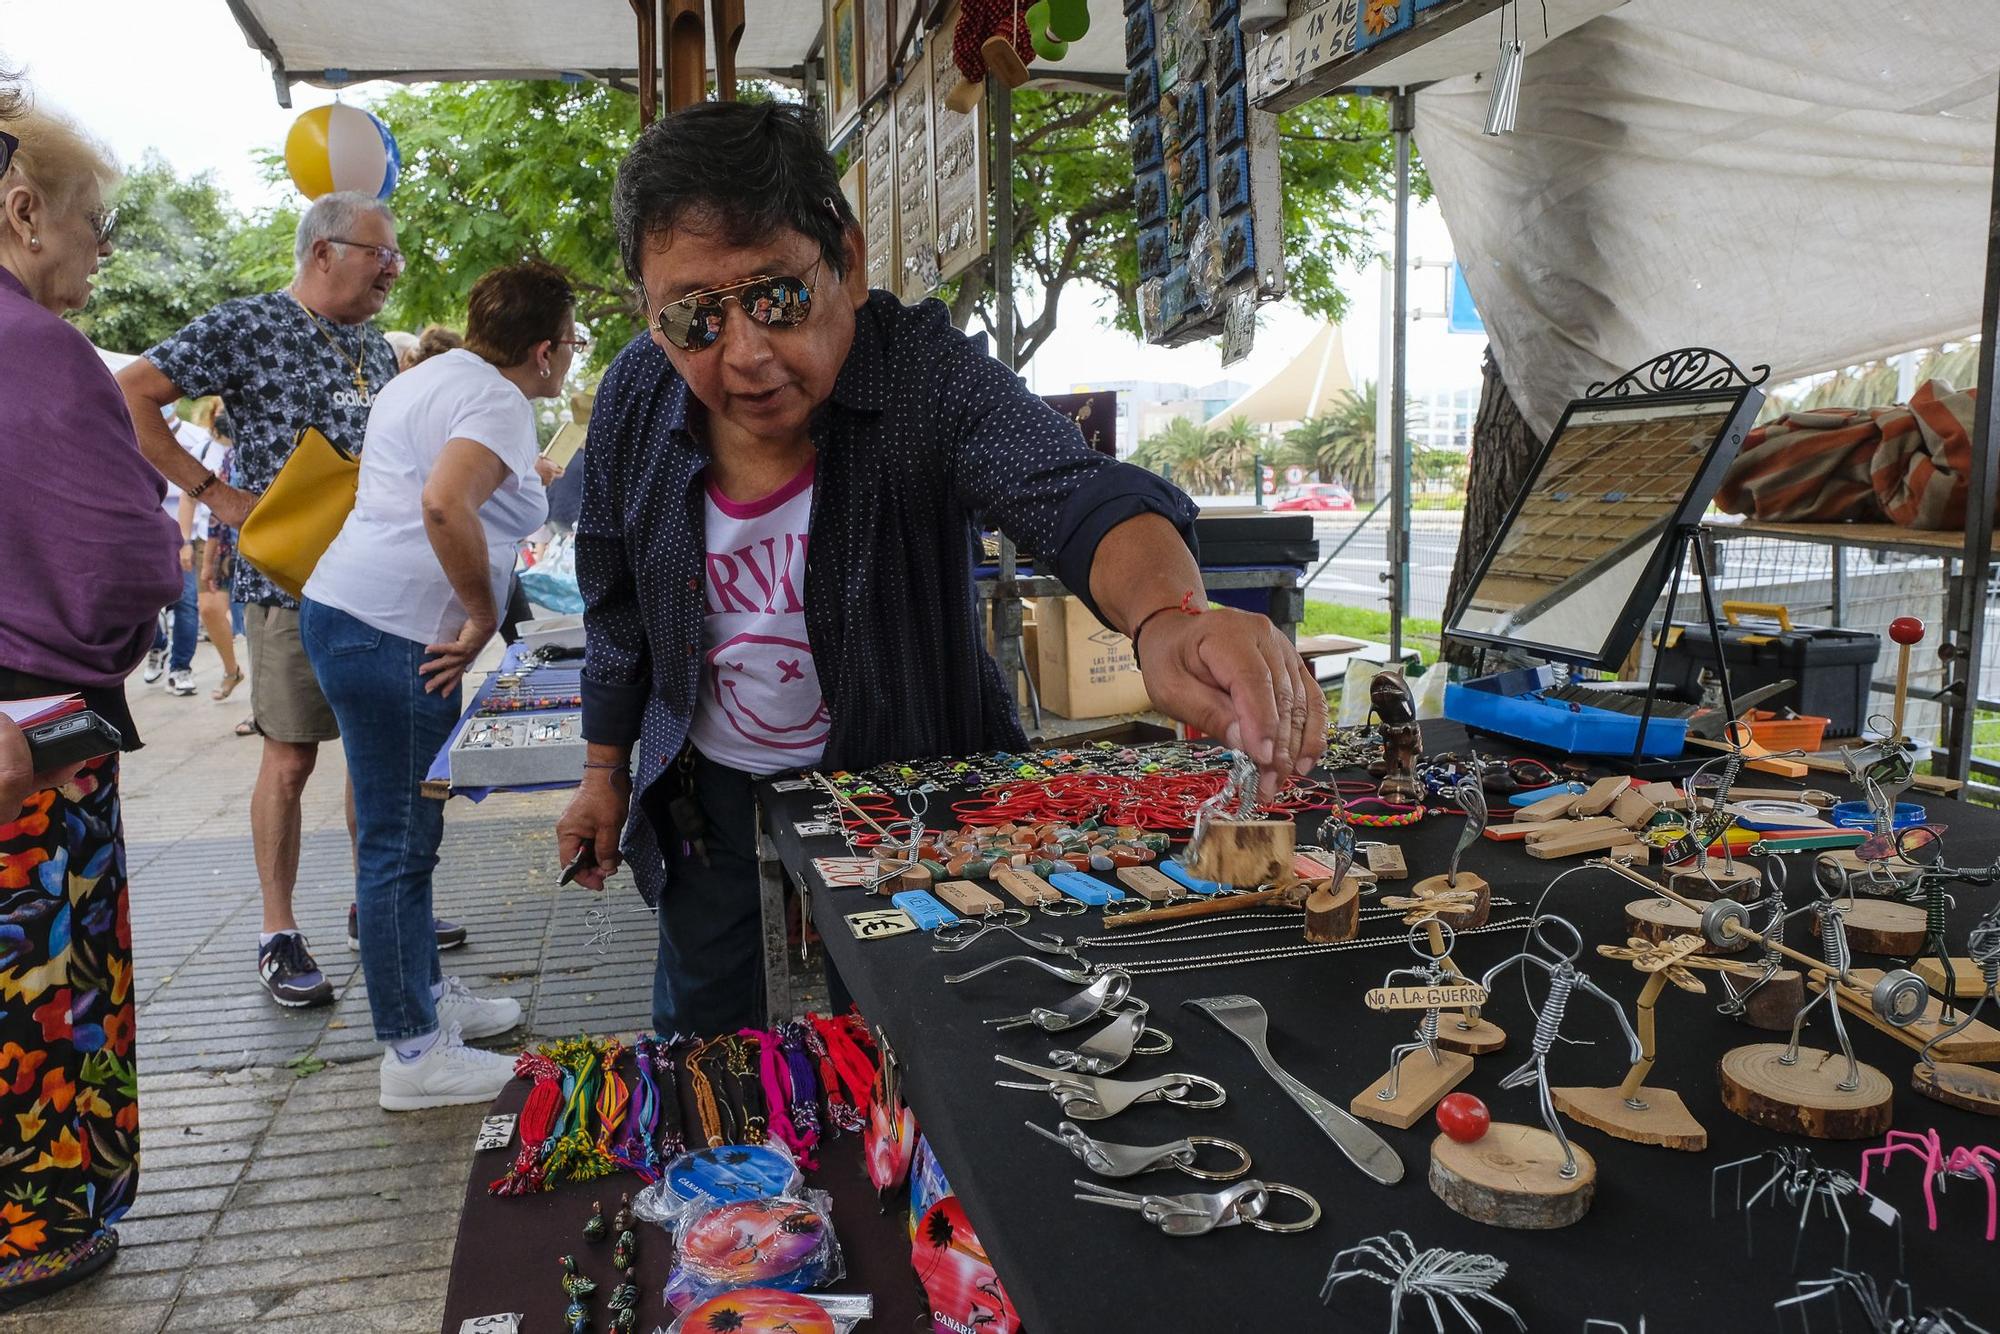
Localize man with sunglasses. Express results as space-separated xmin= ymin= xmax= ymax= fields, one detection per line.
xmin=116 ymin=190 xmax=433 ymax=1012
xmin=557 ymin=102 xmax=1327 ymax=1038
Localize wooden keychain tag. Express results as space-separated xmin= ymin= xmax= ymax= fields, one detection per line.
xmin=1363 ymin=844 xmax=1408 ymax=879
xmin=934 ymin=879 xmax=1006 ymax=918
xmin=1115 ymin=866 xmax=1182 ymax=902
xmin=992 ymin=865 xmax=1061 ymax=907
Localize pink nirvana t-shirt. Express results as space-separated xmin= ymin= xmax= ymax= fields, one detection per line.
xmin=688 ymin=458 xmax=829 ymax=773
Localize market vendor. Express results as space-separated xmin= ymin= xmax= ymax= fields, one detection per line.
xmin=556 ymin=101 xmax=1326 ymax=1037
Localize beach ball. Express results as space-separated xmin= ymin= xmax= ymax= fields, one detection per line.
xmin=284 ymin=104 xmax=400 ymax=201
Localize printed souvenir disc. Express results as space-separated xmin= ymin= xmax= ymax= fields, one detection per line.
xmin=678 ymin=1287 xmax=836 ymax=1334
xmin=664 ymin=1143 xmax=799 ymax=1204
xmin=679 ymin=1198 xmax=828 ymax=1283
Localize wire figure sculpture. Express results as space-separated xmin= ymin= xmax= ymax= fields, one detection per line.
xmin=1776 ymin=1268 xmax=1989 ymax=1334
xmin=1710 ymin=1146 xmax=1893 ymax=1272
xmin=1320 ymin=1232 xmax=1525 ymax=1334
xmin=1717 ymin=852 xmax=1791 ymax=1018
xmin=1371 ymin=925 xmax=1479 ymax=1105
xmin=1479 ymin=915 xmax=1643 ymax=1179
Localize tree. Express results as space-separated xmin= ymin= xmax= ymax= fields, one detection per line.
xmin=1207 ymin=415 xmax=1264 ymax=491
xmin=1442 ymin=347 xmax=1544 ymax=667
xmin=69 ymin=153 xmax=270 ymax=353
xmin=356 ymin=81 xmax=643 ymax=367
xmin=1132 ymin=417 xmax=1221 ymax=493
xmin=946 ymin=91 xmax=1406 ymax=366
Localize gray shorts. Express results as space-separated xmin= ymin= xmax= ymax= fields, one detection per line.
xmin=244 ymin=604 xmax=339 ymax=744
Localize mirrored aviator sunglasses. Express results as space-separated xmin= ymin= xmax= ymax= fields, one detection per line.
xmin=654 ymin=270 xmax=816 ymax=352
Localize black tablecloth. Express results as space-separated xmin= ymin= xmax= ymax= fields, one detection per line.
xmin=769 ymin=724 xmax=1999 ymax=1332
xmin=439 ymin=1077 xmax=923 ymax=1333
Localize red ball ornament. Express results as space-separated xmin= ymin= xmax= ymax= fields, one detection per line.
xmin=1889 ymin=616 xmax=1925 ymax=646
xmin=1436 ymin=1092 xmax=1490 ymax=1143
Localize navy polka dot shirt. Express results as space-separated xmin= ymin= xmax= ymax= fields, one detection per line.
xmin=577 ymin=292 xmax=1198 ymax=901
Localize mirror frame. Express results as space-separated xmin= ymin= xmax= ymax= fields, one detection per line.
xmin=1445 ymin=349 xmax=1768 ymax=670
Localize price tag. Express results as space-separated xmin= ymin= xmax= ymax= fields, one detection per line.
xmin=473 ymin=1114 xmax=516 ymax=1151
xmin=458 ymin=1317 xmax=522 ymax=1334
xmin=846 ymin=908 xmax=918 ymax=940
xmin=1868 ymin=1195 xmax=1900 ymax=1227
xmin=1365 ymin=984 xmax=1489 ymax=1011
xmin=793 ymin=820 xmax=837 ymax=837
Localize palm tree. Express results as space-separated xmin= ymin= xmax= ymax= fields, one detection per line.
xmin=1134 ymin=417 xmax=1222 ymax=493
xmin=1207 ymin=415 xmax=1263 ymax=492
xmin=1278 ymin=380 xmax=1425 ymax=501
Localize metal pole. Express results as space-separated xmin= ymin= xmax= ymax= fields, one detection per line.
xmin=1943 ymin=94 xmax=2000 ymax=779
xmin=991 ymin=77 xmax=1016 ymax=370
xmin=1387 ymin=90 xmax=1413 ymax=662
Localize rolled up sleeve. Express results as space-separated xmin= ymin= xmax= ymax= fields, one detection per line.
xmin=938 ymin=327 xmax=1198 ymax=628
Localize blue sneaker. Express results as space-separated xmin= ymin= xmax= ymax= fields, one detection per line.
xmin=258 ymin=932 xmax=334 ymax=1007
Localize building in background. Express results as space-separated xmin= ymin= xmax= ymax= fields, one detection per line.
xmin=1068 ymin=378 xmax=1250 ymax=457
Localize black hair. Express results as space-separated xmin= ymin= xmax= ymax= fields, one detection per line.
xmin=611 ymin=100 xmax=857 ymax=287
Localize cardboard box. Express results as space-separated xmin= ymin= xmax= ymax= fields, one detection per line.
xmin=1032 ymin=596 xmax=1153 ymax=719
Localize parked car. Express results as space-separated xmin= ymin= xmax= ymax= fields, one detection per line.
xmin=1273 ymin=482 xmax=1355 ymax=512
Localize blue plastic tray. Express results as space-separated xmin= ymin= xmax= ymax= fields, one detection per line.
xmin=1444 ymin=667 xmax=1689 ymax=758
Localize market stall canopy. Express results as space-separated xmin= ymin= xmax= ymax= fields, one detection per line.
xmin=223 ymin=0 xmax=1131 ymax=98
xmin=1205 ymin=322 xmax=1355 ymax=426
xmin=1413 ymin=0 xmax=2000 ymax=439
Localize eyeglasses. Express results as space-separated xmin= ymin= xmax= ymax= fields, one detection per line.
xmin=0 ymin=131 xmax=15 ymax=177
xmin=651 ymin=258 xmax=822 ymax=352
xmin=87 ymin=206 xmax=118 ymax=247
xmin=554 ymin=333 xmax=590 ymax=351
xmin=329 ymin=238 xmax=406 ymax=272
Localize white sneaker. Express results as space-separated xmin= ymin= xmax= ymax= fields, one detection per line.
xmin=142 ymin=649 xmax=165 ymax=684
xmin=167 ymin=668 xmax=196 ymax=696
xmin=378 ymin=1023 xmax=517 ymax=1111
xmin=433 ymin=976 xmax=522 ymax=1040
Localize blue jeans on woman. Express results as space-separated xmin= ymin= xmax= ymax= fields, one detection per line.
xmin=300 ymin=598 xmax=456 ymax=1041
xmin=152 ymin=568 xmax=199 ymax=671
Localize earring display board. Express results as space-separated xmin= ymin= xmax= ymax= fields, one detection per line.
xmin=893 ymin=65 xmax=939 ymax=300
xmin=861 ymin=100 xmax=899 ymax=293
xmin=827 ymin=0 xmax=864 ymax=144
xmin=928 ymin=2 xmax=990 ymax=284
xmin=1445 ymin=351 xmax=1765 ymax=669
xmin=861 ymin=0 xmax=895 ymax=103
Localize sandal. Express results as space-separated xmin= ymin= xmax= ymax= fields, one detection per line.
xmin=212 ymin=669 xmax=245 ymax=701
xmin=234 ymin=716 xmax=258 ymax=737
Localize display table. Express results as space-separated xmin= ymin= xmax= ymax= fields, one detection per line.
xmin=758 ymin=723 xmax=1997 ymax=1330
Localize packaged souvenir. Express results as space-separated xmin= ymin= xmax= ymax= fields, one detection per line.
xmin=913 ymin=1196 xmax=1021 ymax=1334
xmin=664 ymin=1192 xmax=844 ymax=1309
xmin=633 ymin=1140 xmax=804 ymax=1231
xmin=665 ymin=1288 xmax=876 ymax=1334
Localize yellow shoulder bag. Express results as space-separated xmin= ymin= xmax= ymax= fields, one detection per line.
xmin=236 ymin=426 xmax=359 ymax=599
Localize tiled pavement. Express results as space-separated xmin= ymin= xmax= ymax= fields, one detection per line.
xmin=6 ymin=641 xmax=659 ymax=1332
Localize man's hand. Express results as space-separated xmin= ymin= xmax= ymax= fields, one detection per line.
xmin=556 ymin=770 xmax=630 ymax=892
xmin=205 ymin=484 xmax=256 ymax=531
xmin=419 ymin=617 xmax=496 ymax=696
xmin=1135 ymin=607 xmax=1328 ymax=802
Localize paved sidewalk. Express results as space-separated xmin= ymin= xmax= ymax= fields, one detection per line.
xmin=6 ymin=644 xmax=656 ymax=1333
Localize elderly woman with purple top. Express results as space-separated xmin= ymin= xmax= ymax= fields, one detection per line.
xmin=0 ymin=94 xmax=179 ymax=1311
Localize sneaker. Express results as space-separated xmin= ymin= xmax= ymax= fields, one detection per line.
xmin=346 ymin=904 xmax=468 ymax=951
xmin=167 ymin=668 xmax=196 ymax=696
xmin=258 ymin=932 xmax=335 ymax=1007
xmin=434 ymin=975 xmax=522 ymax=1040
xmin=142 ymin=649 xmax=166 ymax=684
xmin=379 ymin=1023 xmax=516 ymax=1111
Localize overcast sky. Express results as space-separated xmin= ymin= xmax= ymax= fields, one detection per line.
xmin=1 ymin=0 xmax=1486 ymax=397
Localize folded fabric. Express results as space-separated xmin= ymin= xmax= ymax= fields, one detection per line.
xmin=1714 ymin=379 xmax=1980 ymax=528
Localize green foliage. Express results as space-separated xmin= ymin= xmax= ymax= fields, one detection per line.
xmin=1300 ymin=599 xmax=1441 ymax=663
xmin=67 ymin=153 xmax=269 ymax=353
xmin=948 ymin=91 xmax=1401 ymax=364
xmin=359 ymin=81 xmax=641 ymax=369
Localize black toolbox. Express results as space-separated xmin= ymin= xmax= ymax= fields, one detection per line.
xmin=1653 ymin=602 xmax=1879 ymax=738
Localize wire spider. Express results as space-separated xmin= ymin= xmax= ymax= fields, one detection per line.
xmin=1320 ymin=1231 xmax=1525 ymax=1334
xmin=1860 ymin=1128 xmax=1999 ymax=1243
xmin=1710 ymin=1146 xmax=1897 ymax=1272
xmin=1775 ymin=1269 xmax=1990 ymax=1334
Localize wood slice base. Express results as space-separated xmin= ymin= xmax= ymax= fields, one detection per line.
xmin=1668 ymin=861 xmax=1763 ymax=902
xmin=1625 ymin=898 xmax=1749 ymax=954
xmin=1914 ymin=957 xmax=1986 ymax=996
xmin=1911 ymin=1061 xmax=2000 ymax=1116
xmin=1350 ymin=1049 xmax=1474 ymax=1128
xmin=1840 ymin=899 xmax=1928 ymax=955
xmin=1552 ymin=1084 xmax=1706 ymax=1151
xmin=1808 ymin=968 xmax=2000 ymax=1062
xmin=1436 ymin=1015 xmax=1508 ymax=1057
xmin=1717 ymin=1043 xmax=1894 ymax=1139
xmin=1303 ymin=879 xmax=1360 ymax=943
xmin=1428 ymin=1124 xmax=1595 ymax=1229
xmin=1408 ymin=872 xmax=1491 ymax=929
xmin=1818 ymin=849 xmax=1923 ymax=894
xmin=1185 ymin=820 xmax=1294 ymax=888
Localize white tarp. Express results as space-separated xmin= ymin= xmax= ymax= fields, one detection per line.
xmin=1413 ymin=0 xmax=2000 ymax=441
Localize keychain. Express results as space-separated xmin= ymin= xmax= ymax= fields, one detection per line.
xmin=1047 ymin=1009 xmax=1174 ymax=1075
xmin=993 ymin=1055 xmax=1227 ymax=1119
xmin=1049 ymin=870 xmax=1127 ymax=908
xmin=992 ymin=866 xmax=1090 ymax=917
xmin=985 ymin=971 xmax=1139 ymax=1033
xmin=1073 ymin=1177 xmax=1320 ymax=1235
xmin=889 ymin=891 xmax=960 ymax=933
xmin=1026 ymin=1119 xmax=1248 ymax=1180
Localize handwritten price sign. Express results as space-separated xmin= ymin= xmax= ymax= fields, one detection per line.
xmin=1365 ymin=984 xmax=1488 ymax=1011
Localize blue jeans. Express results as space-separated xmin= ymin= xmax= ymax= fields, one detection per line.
xmin=230 ymin=599 xmax=246 ymax=638
xmin=300 ymin=598 xmax=456 ymax=1041
xmin=152 ymin=568 xmax=199 ymax=670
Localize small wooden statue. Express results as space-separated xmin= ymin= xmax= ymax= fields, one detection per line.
xmin=1371 ymin=672 xmax=1424 ymax=804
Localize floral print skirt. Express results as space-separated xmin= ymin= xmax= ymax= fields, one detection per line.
xmin=0 ymin=757 xmax=137 ymax=1298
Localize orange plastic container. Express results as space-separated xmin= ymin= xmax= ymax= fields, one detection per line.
xmin=1744 ymin=708 xmax=1830 ymax=752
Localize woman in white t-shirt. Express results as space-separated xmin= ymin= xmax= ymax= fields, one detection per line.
xmin=301 ymin=260 xmax=580 ymax=1111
